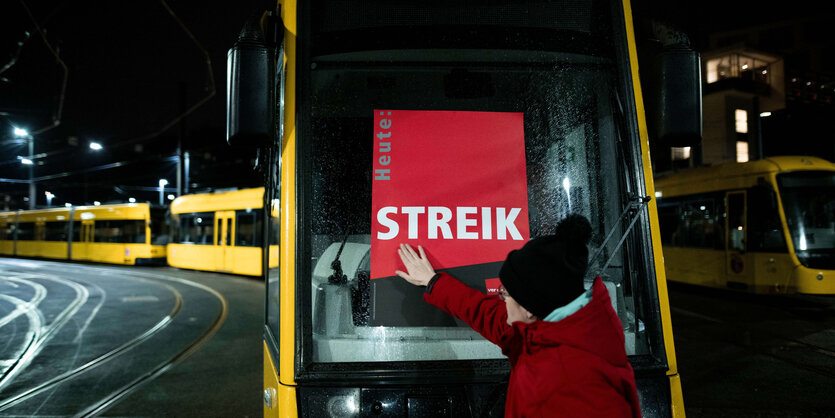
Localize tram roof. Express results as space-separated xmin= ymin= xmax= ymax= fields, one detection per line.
xmin=169 ymin=187 xmax=271 ymax=215
xmin=654 ymin=156 xmax=835 ymax=198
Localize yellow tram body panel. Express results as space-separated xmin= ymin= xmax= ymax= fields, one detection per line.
xmin=656 ymin=156 xmax=835 ymax=295
xmin=12 ymin=208 xmax=72 ymax=259
xmin=168 ymin=187 xmax=278 ymax=276
xmin=70 ymin=203 xmax=162 ymax=265
xmin=0 ymin=211 xmax=16 ymax=255
xmin=622 ymin=0 xmax=682 ymax=397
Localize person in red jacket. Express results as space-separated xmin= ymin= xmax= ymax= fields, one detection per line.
xmin=395 ymin=214 xmax=642 ymax=418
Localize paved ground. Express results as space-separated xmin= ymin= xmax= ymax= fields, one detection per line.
xmin=668 ymin=282 xmax=835 ymax=418
xmin=0 ymin=258 xmax=262 ymax=417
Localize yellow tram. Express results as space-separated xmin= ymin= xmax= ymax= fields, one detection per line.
xmin=226 ymin=0 xmax=701 ymax=416
xmin=0 ymin=203 xmax=166 ymax=265
xmin=167 ymin=187 xmax=278 ymax=276
xmin=656 ymin=156 xmax=835 ymax=294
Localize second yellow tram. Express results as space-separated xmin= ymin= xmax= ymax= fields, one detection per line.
xmin=167 ymin=187 xmax=279 ymax=276
xmin=656 ymin=156 xmax=835 ymax=294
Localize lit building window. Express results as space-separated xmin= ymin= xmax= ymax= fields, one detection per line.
xmin=706 ymin=53 xmax=771 ymax=84
xmin=736 ymin=141 xmax=749 ymax=163
xmin=671 ymin=147 xmax=691 ymax=161
xmin=735 ymin=109 xmax=748 ymax=133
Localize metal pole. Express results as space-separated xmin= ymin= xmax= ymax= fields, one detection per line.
xmin=28 ymin=136 xmax=35 ymax=209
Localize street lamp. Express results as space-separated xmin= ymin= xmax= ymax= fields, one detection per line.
xmin=45 ymin=191 xmax=54 ymax=207
xmin=89 ymin=142 xmax=103 ymax=150
xmin=13 ymin=127 xmax=35 ymax=209
xmin=159 ymin=179 xmax=168 ymax=205
xmin=128 ymin=197 xmax=136 ymax=203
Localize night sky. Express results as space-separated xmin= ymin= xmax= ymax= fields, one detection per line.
xmin=1 ymin=0 xmax=833 ymax=209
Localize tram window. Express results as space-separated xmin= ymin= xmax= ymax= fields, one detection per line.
xmin=777 ymin=171 xmax=835 ymax=268
xmin=236 ymin=209 xmax=262 ymax=247
xmin=658 ymin=204 xmax=679 ymax=245
xmin=727 ymin=193 xmax=746 ymax=251
xmin=71 ymin=221 xmax=81 ymax=242
xmin=270 ymin=216 xmax=280 ymax=246
xmin=748 ymin=186 xmax=787 ymax=252
xmin=176 ymin=212 xmax=214 ymax=244
xmin=93 ymin=220 xmax=146 ymax=243
xmin=16 ymin=222 xmax=34 ymax=241
xmin=150 ymin=208 xmax=170 ymax=245
xmin=657 ymin=195 xmax=723 ymax=249
xmin=681 ymin=200 xmax=721 ymax=249
xmin=44 ymin=221 xmax=69 ymax=241
xmin=303 ymin=46 xmax=655 ymax=362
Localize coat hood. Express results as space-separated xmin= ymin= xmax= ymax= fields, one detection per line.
xmin=513 ymin=277 xmax=629 ymax=367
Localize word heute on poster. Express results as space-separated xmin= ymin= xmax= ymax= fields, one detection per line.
xmin=370 ymin=109 xmax=531 ymax=284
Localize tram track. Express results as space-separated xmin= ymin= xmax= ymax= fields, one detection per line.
xmin=0 ymin=263 xmax=228 ymax=417
xmin=75 ymin=271 xmax=229 ymax=417
xmin=0 ymin=272 xmax=90 ymax=392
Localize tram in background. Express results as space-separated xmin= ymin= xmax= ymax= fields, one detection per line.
xmin=655 ymin=156 xmax=835 ymax=294
xmin=0 ymin=203 xmax=166 ymax=265
xmin=227 ymin=0 xmax=703 ymax=416
xmin=167 ymin=187 xmax=278 ymax=276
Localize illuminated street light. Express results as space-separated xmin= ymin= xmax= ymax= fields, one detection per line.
xmin=94 ymin=201 xmax=101 ymax=206
xmin=167 ymin=194 xmax=175 ymax=201
xmin=45 ymin=191 xmax=54 ymax=207
xmin=65 ymin=203 xmax=72 ymax=207
xmin=128 ymin=197 xmax=136 ymax=203
xmin=13 ymin=127 xmax=28 ymax=138
xmin=89 ymin=142 xmax=103 ymax=150
xmin=159 ymin=179 xmax=168 ymax=205
xmin=13 ymin=126 xmax=36 ymax=208
xmin=760 ymin=112 xmax=772 ymax=117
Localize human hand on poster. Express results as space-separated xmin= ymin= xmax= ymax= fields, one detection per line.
xmin=395 ymin=243 xmax=436 ymax=286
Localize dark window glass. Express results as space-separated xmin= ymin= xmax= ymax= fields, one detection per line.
xmin=236 ymin=210 xmax=263 ymax=247
xmin=658 ymin=204 xmax=679 ymax=246
xmin=727 ymin=193 xmax=746 ymax=251
xmin=270 ymin=216 xmax=280 ymax=246
xmin=778 ymin=171 xmax=835 ymax=269
xmin=44 ymin=221 xmax=69 ymax=242
xmin=150 ymin=208 xmax=170 ymax=245
xmin=16 ymin=222 xmax=35 ymax=241
xmin=748 ymin=185 xmax=787 ymax=252
xmin=94 ymin=220 xmax=146 ymax=243
xmin=175 ymin=212 xmax=215 ymax=245
xmin=657 ymin=195 xmax=723 ymax=249
xmin=71 ymin=221 xmax=81 ymax=242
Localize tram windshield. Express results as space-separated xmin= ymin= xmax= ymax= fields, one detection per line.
xmin=297 ymin=0 xmax=657 ymax=365
xmin=777 ymin=171 xmax=835 ymax=269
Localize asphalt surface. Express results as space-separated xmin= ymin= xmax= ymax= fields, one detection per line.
xmin=0 ymin=258 xmax=262 ymax=417
xmin=668 ymin=282 xmax=835 ymax=418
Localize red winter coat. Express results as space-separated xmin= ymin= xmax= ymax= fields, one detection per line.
xmin=424 ymin=273 xmax=641 ymax=418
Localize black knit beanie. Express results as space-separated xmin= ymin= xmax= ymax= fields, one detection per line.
xmin=498 ymin=214 xmax=592 ymax=318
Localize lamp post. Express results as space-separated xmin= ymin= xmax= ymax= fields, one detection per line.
xmin=159 ymin=179 xmax=168 ymax=205
xmin=13 ymin=127 xmax=34 ymax=209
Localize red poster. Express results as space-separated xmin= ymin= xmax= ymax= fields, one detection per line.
xmin=371 ymin=110 xmax=530 ymax=280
